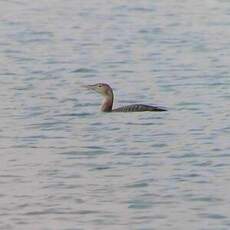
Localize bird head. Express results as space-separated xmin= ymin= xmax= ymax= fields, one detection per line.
xmin=84 ymin=83 xmax=113 ymax=97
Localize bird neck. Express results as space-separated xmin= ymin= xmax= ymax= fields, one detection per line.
xmin=101 ymin=91 xmax=113 ymax=112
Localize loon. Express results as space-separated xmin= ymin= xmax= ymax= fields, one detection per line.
xmin=85 ymin=83 xmax=167 ymax=112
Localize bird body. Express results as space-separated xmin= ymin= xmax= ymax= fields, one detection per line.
xmin=85 ymin=83 xmax=167 ymax=112
xmin=112 ymin=104 xmax=166 ymax=112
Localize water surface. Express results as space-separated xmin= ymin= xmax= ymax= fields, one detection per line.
xmin=0 ymin=0 xmax=230 ymax=229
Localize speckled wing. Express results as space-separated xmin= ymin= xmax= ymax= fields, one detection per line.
xmin=112 ymin=104 xmax=167 ymax=112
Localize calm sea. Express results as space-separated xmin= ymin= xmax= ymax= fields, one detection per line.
xmin=0 ymin=0 xmax=230 ymax=229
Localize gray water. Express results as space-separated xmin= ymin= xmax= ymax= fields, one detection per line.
xmin=1 ymin=0 xmax=230 ymax=229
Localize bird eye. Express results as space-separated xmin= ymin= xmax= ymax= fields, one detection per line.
xmin=98 ymin=85 xmax=102 ymax=87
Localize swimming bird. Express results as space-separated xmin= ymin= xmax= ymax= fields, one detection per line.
xmin=85 ymin=83 xmax=167 ymax=112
